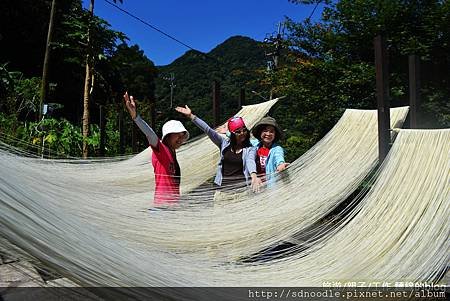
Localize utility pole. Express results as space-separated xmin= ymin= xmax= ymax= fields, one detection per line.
xmin=163 ymin=73 xmax=176 ymax=108
xmin=264 ymin=22 xmax=284 ymax=69
xmin=264 ymin=21 xmax=284 ymax=100
xmin=273 ymin=22 xmax=284 ymax=69
xmin=40 ymin=0 xmax=57 ymax=122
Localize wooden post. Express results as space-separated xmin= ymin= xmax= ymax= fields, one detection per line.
xmin=40 ymin=0 xmax=57 ymax=122
xmin=99 ymin=105 xmax=106 ymax=156
xmin=150 ymin=95 xmax=156 ymax=129
xmin=374 ymin=35 xmax=391 ymax=162
xmin=409 ymin=55 xmax=420 ymax=128
xmin=238 ymin=88 xmax=245 ymax=109
xmin=119 ymin=107 xmax=124 ymax=155
xmin=213 ymin=81 xmax=220 ymax=127
xmin=132 ymin=123 xmax=137 ymax=153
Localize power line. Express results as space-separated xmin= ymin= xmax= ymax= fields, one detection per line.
xmin=103 ymin=0 xmax=199 ymax=52
xmin=102 ymin=0 xmax=267 ymax=103
xmin=102 ymin=0 xmax=263 ymax=73
xmin=306 ymin=1 xmax=321 ymax=21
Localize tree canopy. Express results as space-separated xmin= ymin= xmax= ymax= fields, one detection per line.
xmin=269 ymin=0 xmax=449 ymax=160
xmin=0 ymin=0 xmax=448 ymax=159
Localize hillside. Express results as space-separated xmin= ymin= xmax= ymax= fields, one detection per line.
xmin=154 ymin=36 xmax=269 ymax=137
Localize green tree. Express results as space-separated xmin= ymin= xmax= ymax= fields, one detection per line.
xmin=101 ymin=43 xmax=158 ymax=153
xmin=81 ymin=0 xmax=125 ymax=158
xmin=1 ymin=0 xmax=130 ymax=157
xmin=275 ymin=0 xmax=450 ymax=160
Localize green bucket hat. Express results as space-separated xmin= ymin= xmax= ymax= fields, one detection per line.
xmin=251 ymin=116 xmax=284 ymax=142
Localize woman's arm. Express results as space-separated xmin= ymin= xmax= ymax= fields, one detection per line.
xmin=124 ymin=92 xmax=158 ymax=148
xmin=134 ymin=115 xmax=159 ymax=148
xmin=175 ymin=105 xmax=224 ymax=147
xmin=246 ymin=147 xmax=262 ymax=192
xmin=273 ymin=146 xmax=289 ymax=172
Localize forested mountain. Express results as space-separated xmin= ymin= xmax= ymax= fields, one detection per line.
xmin=154 ymin=36 xmax=269 ymax=138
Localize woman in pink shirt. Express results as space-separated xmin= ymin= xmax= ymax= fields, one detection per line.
xmin=124 ymin=92 xmax=189 ymax=207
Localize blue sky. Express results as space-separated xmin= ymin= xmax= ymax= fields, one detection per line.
xmin=82 ymin=0 xmax=325 ymax=66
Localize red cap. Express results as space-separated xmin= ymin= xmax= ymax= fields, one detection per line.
xmin=227 ymin=116 xmax=246 ymax=133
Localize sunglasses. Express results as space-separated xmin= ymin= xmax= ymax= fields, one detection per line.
xmin=233 ymin=128 xmax=248 ymax=135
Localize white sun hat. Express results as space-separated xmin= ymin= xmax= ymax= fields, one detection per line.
xmin=162 ymin=120 xmax=190 ymax=142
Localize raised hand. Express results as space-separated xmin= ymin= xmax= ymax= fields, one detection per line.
xmin=123 ymin=92 xmax=137 ymax=119
xmin=250 ymin=173 xmax=262 ymax=193
xmin=216 ymin=124 xmax=228 ymax=134
xmin=175 ymin=105 xmax=193 ymax=119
